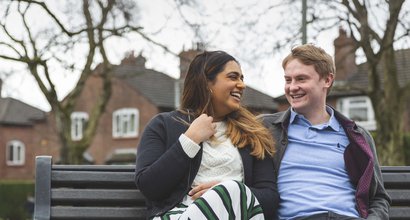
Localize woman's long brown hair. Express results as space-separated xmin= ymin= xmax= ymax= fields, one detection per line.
xmin=180 ymin=51 xmax=275 ymax=159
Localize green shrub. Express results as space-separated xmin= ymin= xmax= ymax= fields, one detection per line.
xmin=0 ymin=181 xmax=34 ymax=220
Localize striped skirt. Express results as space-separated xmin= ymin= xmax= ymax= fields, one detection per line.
xmin=152 ymin=180 xmax=264 ymax=220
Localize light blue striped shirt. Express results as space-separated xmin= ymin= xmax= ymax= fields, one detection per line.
xmin=278 ymin=106 xmax=359 ymax=219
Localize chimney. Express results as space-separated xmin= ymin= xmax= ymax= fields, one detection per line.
xmin=178 ymin=43 xmax=204 ymax=80
xmin=120 ymin=51 xmax=146 ymax=68
xmin=333 ymin=27 xmax=357 ymax=81
xmin=176 ymin=43 xmax=204 ymax=108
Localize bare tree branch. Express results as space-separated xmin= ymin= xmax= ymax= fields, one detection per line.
xmin=17 ymin=0 xmax=87 ymax=36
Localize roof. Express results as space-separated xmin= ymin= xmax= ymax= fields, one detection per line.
xmin=115 ymin=65 xmax=177 ymax=108
xmin=331 ymin=48 xmax=410 ymax=96
xmin=242 ymin=87 xmax=276 ymax=110
xmin=0 ymin=97 xmax=46 ymax=126
xmin=113 ymin=65 xmax=276 ymax=111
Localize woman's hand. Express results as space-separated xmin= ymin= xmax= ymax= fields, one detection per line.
xmin=189 ymin=180 xmax=220 ymax=200
xmin=184 ymin=114 xmax=216 ymax=144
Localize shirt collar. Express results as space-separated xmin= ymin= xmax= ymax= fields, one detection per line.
xmin=289 ymin=108 xmax=299 ymax=124
xmin=289 ymin=106 xmax=340 ymax=131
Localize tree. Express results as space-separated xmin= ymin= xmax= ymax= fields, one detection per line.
xmin=0 ymin=0 xmax=174 ymax=164
xmin=340 ymin=0 xmax=410 ymax=165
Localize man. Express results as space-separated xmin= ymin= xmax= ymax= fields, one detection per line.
xmin=263 ymin=44 xmax=390 ymax=219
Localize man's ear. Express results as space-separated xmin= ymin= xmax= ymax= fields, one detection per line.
xmin=325 ymin=73 xmax=335 ymax=87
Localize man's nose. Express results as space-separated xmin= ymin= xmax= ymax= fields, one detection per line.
xmin=287 ymin=81 xmax=299 ymax=91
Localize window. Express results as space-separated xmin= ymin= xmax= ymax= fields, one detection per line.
xmin=6 ymin=140 xmax=25 ymax=166
xmin=113 ymin=108 xmax=139 ymax=138
xmin=71 ymin=112 xmax=89 ymax=141
xmin=336 ymin=96 xmax=376 ymax=130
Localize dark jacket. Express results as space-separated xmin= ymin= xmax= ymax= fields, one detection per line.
xmin=135 ymin=110 xmax=279 ymax=219
xmin=262 ymin=107 xmax=391 ymax=219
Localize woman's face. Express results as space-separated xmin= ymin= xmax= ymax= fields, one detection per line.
xmin=208 ymin=60 xmax=245 ymax=121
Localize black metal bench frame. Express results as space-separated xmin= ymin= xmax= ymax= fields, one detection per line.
xmin=34 ymin=155 xmax=410 ymax=220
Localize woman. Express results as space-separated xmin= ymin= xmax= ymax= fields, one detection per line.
xmin=135 ymin=50 xmax=278 ymax=219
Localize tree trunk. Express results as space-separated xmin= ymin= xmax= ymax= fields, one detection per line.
xmin=54 ymin=107 xmax=71 ymax=164
xmin=371 ymin=47 xmax=405 ymax=165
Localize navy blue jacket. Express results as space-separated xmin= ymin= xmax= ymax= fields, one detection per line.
xmin=135 ymin=110 xmax=279 ymax=219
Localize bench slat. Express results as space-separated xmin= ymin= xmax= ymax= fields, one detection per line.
xmin=53 ymin=164 xmax=134 ymax=172
xmin=389 ymin=207 xmax=410 ymax=220
xmin=52 ymin=170 xmax=134 ymax=182
xmin=51 ymin=206 xmax=146 ymax=220
xmin=382 ymin=166 xmax=410 ymax=172
xmin=51 ymin=170 xmax=136 ymax=188
xmin=382 ymin=173 xmax=410 ymax=189
xmin=387 ymin=189 xmax=410 ymax=205
xmin=51 ymin=189 xmax=145 ymax=205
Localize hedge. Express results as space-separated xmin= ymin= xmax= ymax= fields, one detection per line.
xmin=0 ymin=181 xmax=34 ymax=220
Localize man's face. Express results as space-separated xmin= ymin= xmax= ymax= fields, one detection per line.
xmin=284 ymin=59 xmax=333 ymax=116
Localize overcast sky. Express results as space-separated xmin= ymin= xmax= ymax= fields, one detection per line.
xmin=0 ymin=0 xmax=347 ymax=111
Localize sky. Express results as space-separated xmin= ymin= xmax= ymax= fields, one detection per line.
xmin=0 ymin=0 xmax=342 ymax=111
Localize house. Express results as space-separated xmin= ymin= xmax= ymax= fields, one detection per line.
xmin=0 ymin=80 xmax=60 ymax=180
xmin=274 ymin=28 xmax=410 ymax=132
xmin=74 ymin=48 xmax=277 ymax=165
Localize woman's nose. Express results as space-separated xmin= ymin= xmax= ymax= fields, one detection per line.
xmin=237 ymin=81 xmax=246 ymax=89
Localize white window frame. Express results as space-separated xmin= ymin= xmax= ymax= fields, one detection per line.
xmin=336 ymin=96 xmax=376 ymax=131
xmin=71 ymin=112 xmax=89 ymax=141
xmin=6 ymin=140 xmax=25 ymax=166
xmin=112 ymin=108 xmax=139 ymax=138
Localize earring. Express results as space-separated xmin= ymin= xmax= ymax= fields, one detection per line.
xmin=209 ymin=89 xmax=213 ymax=94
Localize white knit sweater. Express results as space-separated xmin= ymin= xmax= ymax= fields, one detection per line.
xmin=179 ymin=121 xmax=244 ymax=187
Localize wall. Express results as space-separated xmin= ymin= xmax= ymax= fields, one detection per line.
xmin=74 ymin=74 xmax=160 ymax=164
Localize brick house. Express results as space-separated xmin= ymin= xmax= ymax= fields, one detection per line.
xmin=0 ymin=83 xmax=60 ymax=180
xmin=274 ymin=28 xmax=410 ymax=132
xmin=74 ymin=49 xmax=277 ymax=165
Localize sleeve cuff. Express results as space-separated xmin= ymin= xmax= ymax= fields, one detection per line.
xmin=179 ymin=134 xmax=201 ymax=158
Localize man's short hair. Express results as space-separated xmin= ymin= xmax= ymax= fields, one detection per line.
xmin=282 ymin=44 xmax=335 ymax=82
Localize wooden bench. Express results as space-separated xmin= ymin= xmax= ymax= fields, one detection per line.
xmin=34 ymin=155 xmax=410 ymax=220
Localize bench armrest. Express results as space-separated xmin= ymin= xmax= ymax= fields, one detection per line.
xmin=34 ymin=155 xmax=52 ymax=220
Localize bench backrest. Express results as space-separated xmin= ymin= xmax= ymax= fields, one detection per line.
xmin=381 ymin=166 xmax=410 ymax=219
xmin=34 ymin=156 xmax=410 ymax=220
xmin=34 ymin=156 xmax=146 ymax=220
